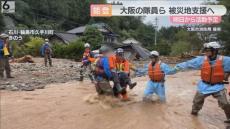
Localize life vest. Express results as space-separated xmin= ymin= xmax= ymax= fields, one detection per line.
xmin=83 ymin=51 xmax=90 ymax=57
xmin=109 ymin=55 xmax=116 ymax=70
xmin=201 ymin=56 xmax=224 ymax=84
xmin=95 ymin=57 xmax=106 ymax=76
xmin=115 ymin=59 xmax=130 ymax=73
xmin=83 ymin=51 xmax=95 ymax=63
xmin=3 ymin=44 xmax=9 ymax=56
xmin=148 ymin=61 xmax=165 ymax=82
xmin=116 ymin=62 xmax=125 ymax=71
xmin=45 ymin=47 xmax=51 ymax=54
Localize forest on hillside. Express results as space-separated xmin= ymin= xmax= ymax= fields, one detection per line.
xmin=0 ymin=0 xmax=229 ymax=57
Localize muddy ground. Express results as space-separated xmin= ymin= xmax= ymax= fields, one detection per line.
xmin=0 ymin=58 xmax=81 ymax=91
xmin=1 ymin=70 xmax=230 ymax=129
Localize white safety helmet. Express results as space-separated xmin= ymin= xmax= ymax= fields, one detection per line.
xmin=45 ymin=39 xmax=49 ymax=42
xmin=84 ymin=43 xmax=90 ymax=48
xmin=0 ymin=33 xmax=9 ymax=38
xmin=150 ymin=51 xmax=159 ymax=57
xmin=204 ymin=42 xmax=221 ymax=49
xmin=99 ymin=46 xmax=110 ymax=54
xmin=94 ymin=54 xmax=100 ymax=58
xmin=116 ymin=48 xmax=124 ymax=54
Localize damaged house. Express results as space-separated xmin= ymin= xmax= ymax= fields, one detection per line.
xmin=107 ymin=38 xmax=150 ymax=60
xmin=49 ymin=23 xmax=118 ymax=44
xmin=49 ymin=23 xmax=150 ymax=60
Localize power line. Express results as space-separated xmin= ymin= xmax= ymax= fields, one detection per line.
xmin=154 ymin=17 xmax=159 ymax=46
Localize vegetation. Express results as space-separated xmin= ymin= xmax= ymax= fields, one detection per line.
xmin=171 ymin=41 xmax=191 ymax=56
xmin=1 ymin=0 xmax=229 ymax=58
xmin=81 ymin=26 xmax=103 ymax=50
xmin=219 ymin=0 xmax=230 ymax=55
xmin=52 ymin=40 xmax=84 ymax=60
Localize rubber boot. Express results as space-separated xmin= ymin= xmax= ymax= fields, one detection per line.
xmin=88 ymin=74 xmax=95 ymax=83
xmin=121 ymin=93 xmax=130 ymax=101
xmin=79 ymin=75 xmax=84 ymax=81
xmin=6 ymin=72 xmax=14 ymax=78
xmin=224 ymin=119 xmax=230 ymax=123
xmin=115 ymin=84 xmax=125 ymax=93
xmin=0 ymin=74 xmax=3 ymax=79
xmin=49 ymin=62 xmax=53 ymax=67
xmin=79 ymin=68 xmax=84 ymax=81
xmin=128 ymin=81 xmax=137 ymax=89
xmin=191 ymin=110 xmax=198 ymax=116
xmin=7 ymin=76 xmax=14 ymax=78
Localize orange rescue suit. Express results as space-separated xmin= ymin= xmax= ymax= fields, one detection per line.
xmin=201 ymin=56 xmax=224 ymax=84
xmin=148 ymin=61 xmax=165 ymax=82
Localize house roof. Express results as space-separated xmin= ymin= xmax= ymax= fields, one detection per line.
xmin=67 ymin=26 xmax=86 ymax=34
xmin=122 ymin=38 xmax=140 ymax=44
xmin=121 ymin=39 xmax=150 ymax=59
xmin=104 ymin=41 xmax=124 ymax=48
xmin=130 ymin=43 xmax=150 ymax=59
xmin=51 ymin=32 xmax=79 ymax=44
xmin=67 ymin=23 xmax=113 ymax=34
xmin=104 ymin=42 xmax=150 ymax=60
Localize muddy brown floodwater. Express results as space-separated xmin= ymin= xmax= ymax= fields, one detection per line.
xmin=1 ymin=71 xmax=230 ymax=129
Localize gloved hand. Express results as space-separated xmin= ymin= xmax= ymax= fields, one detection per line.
xmin=174 ymin=66 xmax=180 ymax=72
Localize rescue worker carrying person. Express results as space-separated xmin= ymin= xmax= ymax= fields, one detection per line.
xmin=113 ymin=48 xmax=137 ymax=100
xmin=94 ymin=46 xmax=125 ymax=95
xmin=143 ymin=51 xmax=176 ymax=103
xmin=174 ymin=42 xmax=230 ymax=123
xmin=0 ymin=33 xmax=14 ymax=79
xmin=80 ymin=43 xmax=95 ymax=82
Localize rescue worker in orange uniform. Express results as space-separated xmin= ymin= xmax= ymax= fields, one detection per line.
xmin=143 ymin=51 xmax=176 ymax=102
xmin=113 ymin=48 xmax=137 ymax=100
xmin=80 ymin=43 xmax=95 ymax=82
xmin=95 ymin=46 xmax=124 ymax=94
xmin=175 ymin=42 xmax=230 ymax=123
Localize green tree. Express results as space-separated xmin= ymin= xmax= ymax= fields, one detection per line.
xmin=155 ymin=40 xmax=171 ymax=55
xmin=158 ymin=26 xmax=182 ymax=43
xmin=52 ymin=40 xmax=84 ymax=60
xmin=81 ymin=26 xmax=103 ymax=50
xmin=0 ymin=14 xmax=5 ymax=32
xmin=171 ymin=41 xmax=192 ymax=56
xmin=219 ymin=0 xmax=230 ymax=55
xmin=175 ymin=29 xmax=202 ymax=51
xmin=24 ymin=37 xmax=44 ymax=56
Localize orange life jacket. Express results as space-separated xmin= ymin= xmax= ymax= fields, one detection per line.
xmin=83 ymin=51 xmax=95 ymax=63
xmin=83 ymin=52 xmax=89 ymax=57
xmin=201 ymin=56 xmax=224 ymax=84
xmin=148 ymin=61 xmax=165 ymax=82
xmin=109 ymin=55 xmax=116 ymax=70
xmin=115 ymin=58 xmax=130 ymax=73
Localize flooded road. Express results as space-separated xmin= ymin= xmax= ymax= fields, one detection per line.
xmin=1 ymin=71 xmax=229 ymax=129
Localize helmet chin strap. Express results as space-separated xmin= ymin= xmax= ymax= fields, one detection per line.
xmin=151 ymin=58 xmax=159 ymax=65
xmin=208 ymin=49 xmax=218 ymax=61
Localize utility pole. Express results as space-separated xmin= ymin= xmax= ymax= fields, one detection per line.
xmin=154 ymin=17 xmax=159 ymax=46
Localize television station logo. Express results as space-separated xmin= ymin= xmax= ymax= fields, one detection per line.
xmin=1 ymin=0 xmax=15 ymax=13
